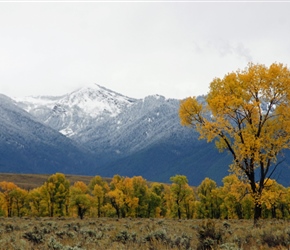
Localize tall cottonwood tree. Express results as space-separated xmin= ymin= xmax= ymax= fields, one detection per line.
xmin=44 ymin=173 xmax=70 ymax=217
xmin=179 ymin=63 xmax=290 ymax=223
xmin=70 ymin=181 xmax=91 ymax=219
xmin=0 ymin=181 xmax=19 ymax=217
xmin=148 ymin=183 xmax=167 ymax=217
xmin=89 ymin=175 xmax=110 ymax=217
xmin=219 ymin=175 xmax=249 ymax=219
xmin=132 ymin=176 xmax=149 ymax=217
xmin=197 ymin=178 xmax=221 ymax=219
xmin=28 ymin=187 xmax=48 ymax=216
xmin=170 ymin=175 xmax=193 ymax=219
xmin=10 ymin=187 xmax=28 ymax=217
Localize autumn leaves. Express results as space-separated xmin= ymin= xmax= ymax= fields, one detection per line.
xmin=0 ymin=173 xmax=289 ymax=220
xmin=179 ymin=63 xmax=290 ymax=222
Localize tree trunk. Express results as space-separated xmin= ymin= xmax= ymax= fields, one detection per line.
xmin=176 ymin=200 xmax=181 ymax=219
xmin=247 ymin=165 xmax=263 ymax=226
xmin=97 ymin=197 xmax=101 ymax=218
xmin=177 ymin=207 xmax=181 ymax=219
xmin=78 ymin=206 xmax=84 ymax=219
xmin=254 ymin=202 xmax=262 ymax=226
xmin=271 ymin=206 xmax=276 ymax=218
xmin=50 ymin=203 xmax=54 ymax=217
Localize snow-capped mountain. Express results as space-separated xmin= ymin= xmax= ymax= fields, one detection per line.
xmin=8 ymin=84 xmax=290 ymax=186
xmin=13 ymin=85 xmax=232 ymax=184
xmin=15 ymin=84 xmax=198 ymax=158
xmin=82 ymin=95 xmax=197 ymax=156
xmin=15 ymin=83 xmax=135 ymax=137
xmin=0 ymin=94 xmax=97 ymax=175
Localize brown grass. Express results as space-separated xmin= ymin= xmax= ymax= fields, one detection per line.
xmin=0 ymin=217 xmax=289 ymax=249
xmin=0 ymin=173 xmax=113 ymax=190
xmin=0 ymin=173 xmax=161 ymax=190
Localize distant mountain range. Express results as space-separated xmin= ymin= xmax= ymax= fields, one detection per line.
xmin=0 ymin=83 xmax=289 ymax=186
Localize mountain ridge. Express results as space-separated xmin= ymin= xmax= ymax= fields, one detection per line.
xmin=15 ymin=83 xmax=136 ymax=137
xmin=2 ymin=84 xmax=289 ymax=186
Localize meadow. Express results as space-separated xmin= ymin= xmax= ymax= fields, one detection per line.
xmin=0 ymin=217 xmax=289 ymax=249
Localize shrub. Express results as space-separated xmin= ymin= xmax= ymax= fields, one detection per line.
xmin=47 ymin=237 xmax=63 ymax=250
xmin=113 ymin=229 xmax=137 ymax=245
xmin=261 ymin=229 xmax=290 ymax=247
xmin=171 ymin=233 xmax=192 ymax=249
xmin=144 ymin=229 xmax=169 ymax=243
xmin=23 ymin=230 xmax=44 ymax=245
xmin=5 ymin=224 xmax=14 ymax=233
xmin=197 ymin=220 xmax=222 ymax=250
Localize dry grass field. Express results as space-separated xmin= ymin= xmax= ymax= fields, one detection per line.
xmin=0 ymin=173 xmax=97 ymax=190
xmin=0 ymin=217 xmax=289 ymax=250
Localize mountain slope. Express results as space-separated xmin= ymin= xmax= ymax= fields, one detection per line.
xmin=12 ymin=85 xmax=290 ymax=186
xmin=69 ymin=93 xmax=233 ymax=185
xmin=0 ymin=94 xmax=98 ymax=175
xmin=97 ymin=134 xmax=232 ymax=185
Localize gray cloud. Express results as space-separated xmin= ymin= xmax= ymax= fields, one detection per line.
xmin=0 ymin=2 xmax=289 ymax=99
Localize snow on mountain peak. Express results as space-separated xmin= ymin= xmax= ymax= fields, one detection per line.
xmin=14 ymin=83 xmax=137 ymax=136
xmin=62 ymin=83 xmax=136 ymax=118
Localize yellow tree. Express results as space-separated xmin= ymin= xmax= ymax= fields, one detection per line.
xmin=260 ymin=179 xmax=287 ymax=218
xmin=43 ymin=173 xmax=70 ymax=217
xmin=170 ymin=175 xmax=193 ymax=219
xmin=28 ymin=186 xmax=48 ymax=216
xmin=106 ymin=188 xmax=125 ymax=218
xmin=197 ymin=178 xmax=221 ymax=219
xmin=120 ymin=177 xmax=139 ymax=217
xmin=132 ymin=176 xmax=149 ymax=217
xmin=163 ymin=184 xmax=174 ymax=218
xmin=106 ymin=175 xmax=139 ymax=218
xmin=148 ymin=183 xmax=167 ymax=217
xmin=91 ymin=184 xmax=104 ymax=217
xmin=10 ymin=187 xmax=28 ymax=217
xmin=179 ymin=63 xmax=290 ymax=223
xmin=0 ymin=181 xmax=18 ymax=217
xmin=183 ymin=185 xmax=196 ymax=219
xmin=88 ymin=175 xmax=108 ymax=192
xmin=70 ymin=181 xmax=91 ymax=219
xmin=219 ymin=175 xmax=250 ymax=219
xmin=89 ymin=175 xmax=109 ymax=217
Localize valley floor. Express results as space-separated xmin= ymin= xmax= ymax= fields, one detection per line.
xmin=0 ymin=217 xmax=289 ymax=249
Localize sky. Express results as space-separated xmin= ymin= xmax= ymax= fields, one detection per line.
xmin=0 ymin=1 xmax=290 ymax=99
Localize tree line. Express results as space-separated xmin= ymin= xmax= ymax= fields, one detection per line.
xmin=0 ymin=172 xmax=289 ymax=220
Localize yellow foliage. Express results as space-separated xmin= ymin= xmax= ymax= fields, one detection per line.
xmin=180 ymin=63 xmax=290 ymax=169
xmin=179 ymin=97 xmax=203 ymax=127
xmin=73 ymin=181 xmax=89 ymax=194
xmin=179 ymin=63 xmax=290 ymax=220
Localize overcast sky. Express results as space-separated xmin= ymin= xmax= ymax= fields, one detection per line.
xmin=0 ymin=1 xmax=290 ymax=99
